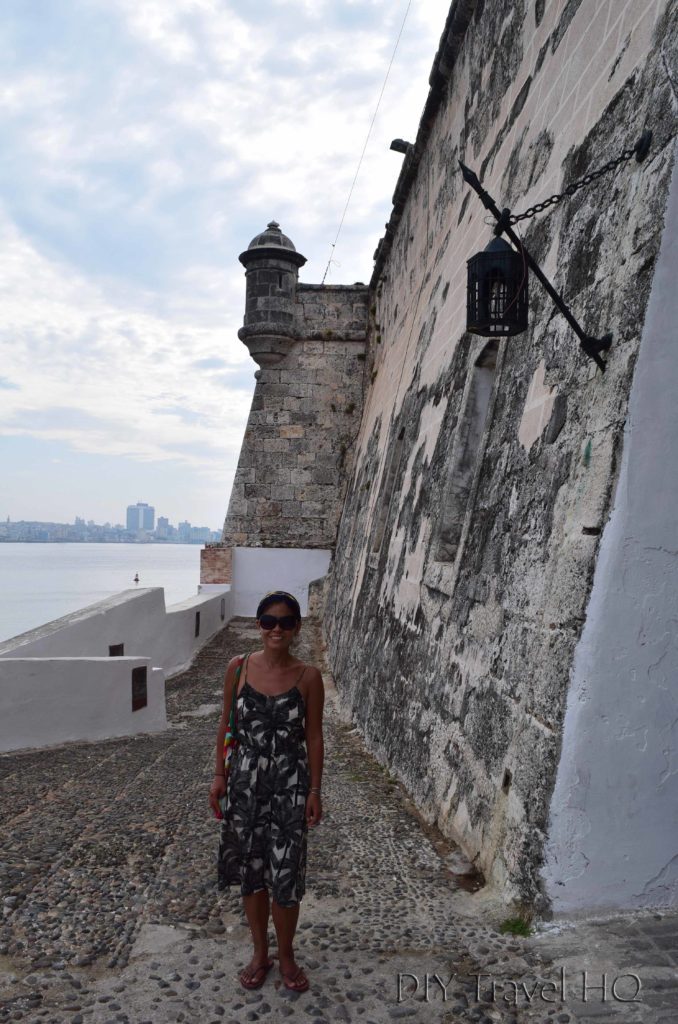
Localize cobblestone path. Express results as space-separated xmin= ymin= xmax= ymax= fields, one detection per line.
xmin=1 ymin=618 xmax=676 ymax=1023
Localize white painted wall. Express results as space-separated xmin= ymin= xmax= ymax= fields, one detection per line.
xmin=0 ymin=586 xmax=232 ymax=752
xmin=232 ymin=548 xmax=331 ymax=616
xmin=542 ymin=144 xmax=678 ymax=914
xmin=0 ymin=658 xmax=166 ymax=752
xmin=161 ymin=588 xmax=232 ymax=675
xmin=0 ymin=586 xmax=233 ymax=677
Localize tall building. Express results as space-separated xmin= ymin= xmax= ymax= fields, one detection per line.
xmin=126 ymin=502 xmax=155 ymax=533
xmin=190 ymin=526 xmax=211 ymax=542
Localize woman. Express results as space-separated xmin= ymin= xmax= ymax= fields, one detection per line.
xmin=209 ymin=590 xmax=324 ymax=993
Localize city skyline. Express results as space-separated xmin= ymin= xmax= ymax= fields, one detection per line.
xmin=3 ymin=507 xmax=221 ymax=534
xmin=0 ymin=1 xmax=443 ymax=527
xmin=1 ymin=510 xmax=221 ymax=544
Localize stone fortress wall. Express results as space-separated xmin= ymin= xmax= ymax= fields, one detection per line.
xmin=200 ymin=224 xmax=369 ymax=608
xmin=322 ymin=0 xmax=677 ymax=910
xmin=203 ymin=224 xmax=369 ymax=560
xmin=222 ymin=294 xmax=368 ymax=550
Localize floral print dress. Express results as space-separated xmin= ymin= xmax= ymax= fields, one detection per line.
xmin=217 ymin=659 xmax=309 ymax=907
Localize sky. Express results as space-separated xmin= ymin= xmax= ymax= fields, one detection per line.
xmin=0 ymin=0 xmax=447 ymax=531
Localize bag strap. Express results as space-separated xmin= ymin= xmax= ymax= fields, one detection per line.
xmin=230 ymin=654 xmax=246 ymax=718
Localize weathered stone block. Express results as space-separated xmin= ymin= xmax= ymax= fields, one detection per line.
xmin=294 ymin=484 xmax=337 ymax=502
xmin=281 ymin=501 xmax=302 ymax=517
xmin=255 ymin=500 xmax=282 ymax=517
xmin=234 ymin=450 xmax=256 ymax=468
xmin=291 ymin=468 xmax=313 ymax=485
xmin=318 ymin=370 xmax=350 ymax=387
xmin=265 ymin=410 xmax=291 ymax=425
xmin=227 ymin=497 xmax=248 ymax=516
xmin=269 ymin=467 xmax=292 ymax=484
xmin=260 ymin=382 xmax=288 ymax=399
xmin=263 ymin=438 xmax=291 ymax=452
xmin=280 ymin=425 xmax=305 ymax=438
xmin=299 ymin=501 xmax=326 ymax=517
xmin=245 ymin=483 xmax=269 ymax=498
xmin=299 ymin=397 xmax=320 ymax=415
xmin=315 ymin=453 xmax=341 ymax=468
xmin=312 ymin=466 xmax=336 ymax=485
xmin=279 ymin=368 xmax=317 ymax=384
xmin=200 ymin=545 xmax=232 ymax=584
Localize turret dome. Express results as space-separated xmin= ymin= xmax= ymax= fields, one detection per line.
xmin=239 ymin=220 xmax=306 ymax=270
xmin=247 ymin=221 xmax=297 ymax=252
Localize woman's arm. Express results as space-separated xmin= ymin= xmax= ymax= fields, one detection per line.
xmin=304 ymin=666 xmax=325 ymax=827
xmin=208 ymin=655 xmax=241 ymax=818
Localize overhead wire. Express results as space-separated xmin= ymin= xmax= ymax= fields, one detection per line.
xmin=320 ymin=0 xmax=414 ymax=285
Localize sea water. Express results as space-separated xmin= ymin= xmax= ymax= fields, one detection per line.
xmin=0 ymin=543 xmax=202 ymax=644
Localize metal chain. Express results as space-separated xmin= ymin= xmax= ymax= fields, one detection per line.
xmin=509 ymin=146 xmax=637 ymax=224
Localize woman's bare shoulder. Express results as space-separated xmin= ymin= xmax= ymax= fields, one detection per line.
xmin=223 ymin=653 xmax=246 ymax=683
xmin=225 ymin=653 xmax=246 ymax=671
xmin=300 ymin=663 xmax=323 ymax=686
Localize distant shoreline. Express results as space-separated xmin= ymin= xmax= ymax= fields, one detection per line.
xmin=0 ymin=539 xmax=208 ymax=544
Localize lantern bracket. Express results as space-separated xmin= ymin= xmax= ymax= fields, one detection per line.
xmin=460 ymin=130 xmax=651 ymax=370
xmin=459 ymin=161 xmax=616 ymax=371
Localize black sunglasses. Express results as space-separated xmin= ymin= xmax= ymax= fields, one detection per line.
xmin=259 ymin=613 xmax=298 ymax=631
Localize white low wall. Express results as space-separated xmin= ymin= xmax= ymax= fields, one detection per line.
xmin=0 ymin=586 xmax=232 ymax=754
xmin=0 ymin=586 xmax=233 ymax=677
xmin=0 ymin=559 xmax=329 ymax=755
xmin=0 ymin=657 xmax=166 ymax=752
xmin=232 ymin=548 xmax=331 ymax=616
xmin=160 ymin=588 xmax=232 ymax=676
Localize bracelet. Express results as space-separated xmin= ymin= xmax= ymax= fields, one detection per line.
xmin=214 ymin=773 xmax=226 ymax=778
xmin=310 ymin=787 xmax=321 ymax=795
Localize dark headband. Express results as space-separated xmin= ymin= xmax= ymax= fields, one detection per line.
xmin=256 ymin=590 xmax=302 ymax=620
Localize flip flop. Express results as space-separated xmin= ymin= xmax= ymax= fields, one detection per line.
xmin=281 ymin=965 xmax=310 ymax=992
xmin=239 ymin=959 xmax=274 ymax=990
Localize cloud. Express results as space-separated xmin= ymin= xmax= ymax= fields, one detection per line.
xmin=7 ymin=407 xmax=121 ymax=433
xmin=190 ymin=356 xmax=229 ymax=369
xmin=0 ymin=0 xmax=444 ymax=520
xmin=155 ymin=405 xmax=205 ymax=425
xmin=210 ymin=366 xmax=259 ymax=392
xmin=0 ymin=212 xmax=252 ymax=472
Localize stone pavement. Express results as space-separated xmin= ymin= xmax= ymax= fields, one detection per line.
xmin=0 ymin=617 xmax=676 ymax=1024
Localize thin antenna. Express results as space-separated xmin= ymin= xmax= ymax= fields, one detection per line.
xmin=321 ymin=0 xmax=413 ymax=284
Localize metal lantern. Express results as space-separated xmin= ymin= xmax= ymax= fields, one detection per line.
xmin=466 ymin=236 xmax=528 ymax=337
